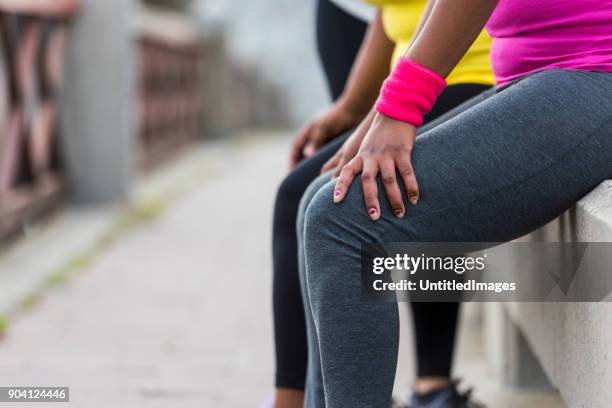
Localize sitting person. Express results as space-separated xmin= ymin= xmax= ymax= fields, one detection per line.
xmin=297 ymin=0 xmax=612 ymax=406
xmin=271 ymin=0 xmax=494 ymax=406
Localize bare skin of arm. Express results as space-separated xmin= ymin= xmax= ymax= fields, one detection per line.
xmin=320 ymin=106 xmax=377 ymax=175
xmin=334 ymin=10 xmax=395 ymax=122
xmin=409 ymin=0 xmax=436 ymax=46
xmin=320 ymin=0 xmax=436 ymax=176
xmin=333 ymin=0 xmax=499 ymax=220
xmin=290 ymin=10 xmax=394 ymax=168
xmin=408 ymin=0 xmax=498 ymax=76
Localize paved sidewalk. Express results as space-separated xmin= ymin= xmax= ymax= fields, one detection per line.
xmin=0 ymin=133 xmax=565 ymax=407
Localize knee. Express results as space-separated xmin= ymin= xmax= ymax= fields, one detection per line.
xmin=302 ymin=174 xmax=399 ymax=277
xmin=303 ymin=174 xmax=374 ymax=243
xmin=302 ymin=178 xmax=369 ymax=255
xmin=297 ymin=173 xmax=333 ymax=239
xmin=302 ymin=180 xmax=367 ymax=308
xmin=303 ymin=180 xmax=338 ymax=238
xmin=302 ymin=182 xmax=348 ymax=298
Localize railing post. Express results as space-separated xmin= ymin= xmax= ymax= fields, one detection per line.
xmin=60 ymin=0 xmax=137 ymax=203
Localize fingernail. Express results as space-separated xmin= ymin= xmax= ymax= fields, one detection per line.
xmin=333 ymin=190 xmax=342 ymax=203
xmin=368 ymin=208 xmax=378 ymax=219
xmin=410 ymin=196 xmax=418 ymax=205
xmin=394 ymin=209 xmax=404 ymax=218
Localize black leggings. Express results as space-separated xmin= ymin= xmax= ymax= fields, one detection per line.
xmin=316 ymin=0 xmax=368 ymax=101
xmin=272 ymin=0 xmax=367 ymax=389
xmin=272 ymin=83 xmax=490 ymax=389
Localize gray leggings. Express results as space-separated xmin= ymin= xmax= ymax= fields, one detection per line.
xmin=297 ymin=69 xmax=612 ymax=407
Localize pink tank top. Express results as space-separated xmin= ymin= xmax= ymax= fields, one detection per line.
xmin=486 ymin=0 xmax=612 ymax=85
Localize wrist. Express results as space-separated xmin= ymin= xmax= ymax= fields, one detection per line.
xmin=375 ymin=57 xmax=446 ymax=127
xmin=336 ymin=95 xmax=370 ymax=124
xmin=375 ymin=112 xmax=417 ymax=135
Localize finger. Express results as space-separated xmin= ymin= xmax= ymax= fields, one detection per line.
xmin=303 ymin=126 xmax=326 ymax=157
xmin=310 ymin=125 xmax=330 ymax=150
xmin=331 ymin=154 xmax=346 ymax=178
xmin=379 ymin=158 xmax=405 ymax=218
xmin=321 ymin=151 xmax=340 ymax=174
xmin=291 ymin=130 xmax=309 ymax=166
xmin=303 ymin=143 xmax=315 ymax=157
xmin=334 ymin=157 xmax=362 ymax=203
xmin=395 ymin=151 xmax=419 ymax=205
xmin=361 ymin=159 xmax=381 ymax=220
xmin=334 ymin=152 xmax=353 ymax=178
xmin=290 ymin=125 xmax=312 ymax=168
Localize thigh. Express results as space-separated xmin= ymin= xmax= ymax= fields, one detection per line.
xmin=314 ymin=69 xmax=612 ymax=243
xmin=423 ymin=83 xmax=491 ymax=125
xmin=417 ymin=85 xmax=496 ymax=136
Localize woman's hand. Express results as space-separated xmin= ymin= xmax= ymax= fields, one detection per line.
xmin=321 ymin=125 xmax=366 ymax=177
xmin=333 ymin=113 xmax=419 ymax=220
xmin=289 ymin=100 xmax=363 ymax=169
xmin=321 ymin=107 xmax=377 ymax=176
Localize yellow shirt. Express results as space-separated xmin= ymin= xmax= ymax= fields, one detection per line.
xmin=366 ymin=0 xmax=494 ymax=85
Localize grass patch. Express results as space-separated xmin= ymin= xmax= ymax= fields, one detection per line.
xmin=0 ymin=315 xmax=9 ymax=336
xmin=44 ymin=197 xmax=166 ymax=290
xmin=45 ymin=271 xmax=70 ymax=287
xmin=0 ymin=193 xmax=171 ymax=336
xmin=45 ymin=253 xmax=95 ymax=288
xmin=21 ymin=291 xmax=43 ymax=310
xmin=113 ymin=197 xmax=166 ymax=232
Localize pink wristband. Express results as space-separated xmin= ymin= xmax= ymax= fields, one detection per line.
xmin=375 ymin=57 xmax=447 ymax=127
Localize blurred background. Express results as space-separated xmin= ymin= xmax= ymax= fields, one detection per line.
xmin=0 ymin=0 xmax=327 ymax=240
xmin=0 ymin=0 xmax=328 ymax=406
xmin=0 ymin=0 xmax=603 ymax=407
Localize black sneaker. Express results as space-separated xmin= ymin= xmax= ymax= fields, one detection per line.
xmin=409 ymin=381 xmax=485 ymax=408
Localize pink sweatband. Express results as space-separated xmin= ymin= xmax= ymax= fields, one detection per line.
xmin=375 ymin=57 xmax=447 ymax=127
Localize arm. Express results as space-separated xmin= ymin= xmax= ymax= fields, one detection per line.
xmin=336 ymin=10 xmax=395 ymax=119
xmin=407 ymin=0 xmax=498 ymax=77
xmin=319 ymin=1 xmax=437 ymax=175
xmin=408 ymin=0 xmax=436 ymax=47
xmin=334 ymin=0 xmax=498 ymax=220
xmin=291 ymin=10 xmax=395 ymax=167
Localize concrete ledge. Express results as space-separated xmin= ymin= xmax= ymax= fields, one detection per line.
xmin=485 ymin=180 xmax=612 ymax=408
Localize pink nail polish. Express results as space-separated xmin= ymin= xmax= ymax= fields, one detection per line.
xmin=334 ymin=190 xmax=342 ymax=197
xmin=410 ymin=196 xmax=418 ymax=205
xmin=369 ymin=208 xmax=377 ymax=216
xmin=394 ymin=209 xmax=404 ymax=217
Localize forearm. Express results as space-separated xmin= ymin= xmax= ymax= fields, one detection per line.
xmin=405 ymin=0 xmax=498 ymax=77
xmin=409 ymin=0 xmax=436 ymax=47
xmin=339 ymin=10 xmax=395 ymax=118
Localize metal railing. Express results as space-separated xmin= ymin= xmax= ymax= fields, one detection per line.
xmin=0 ymin=0 xmax=79 ymax=240
xmin=136 ymin=8 xmax=204 ymax=169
